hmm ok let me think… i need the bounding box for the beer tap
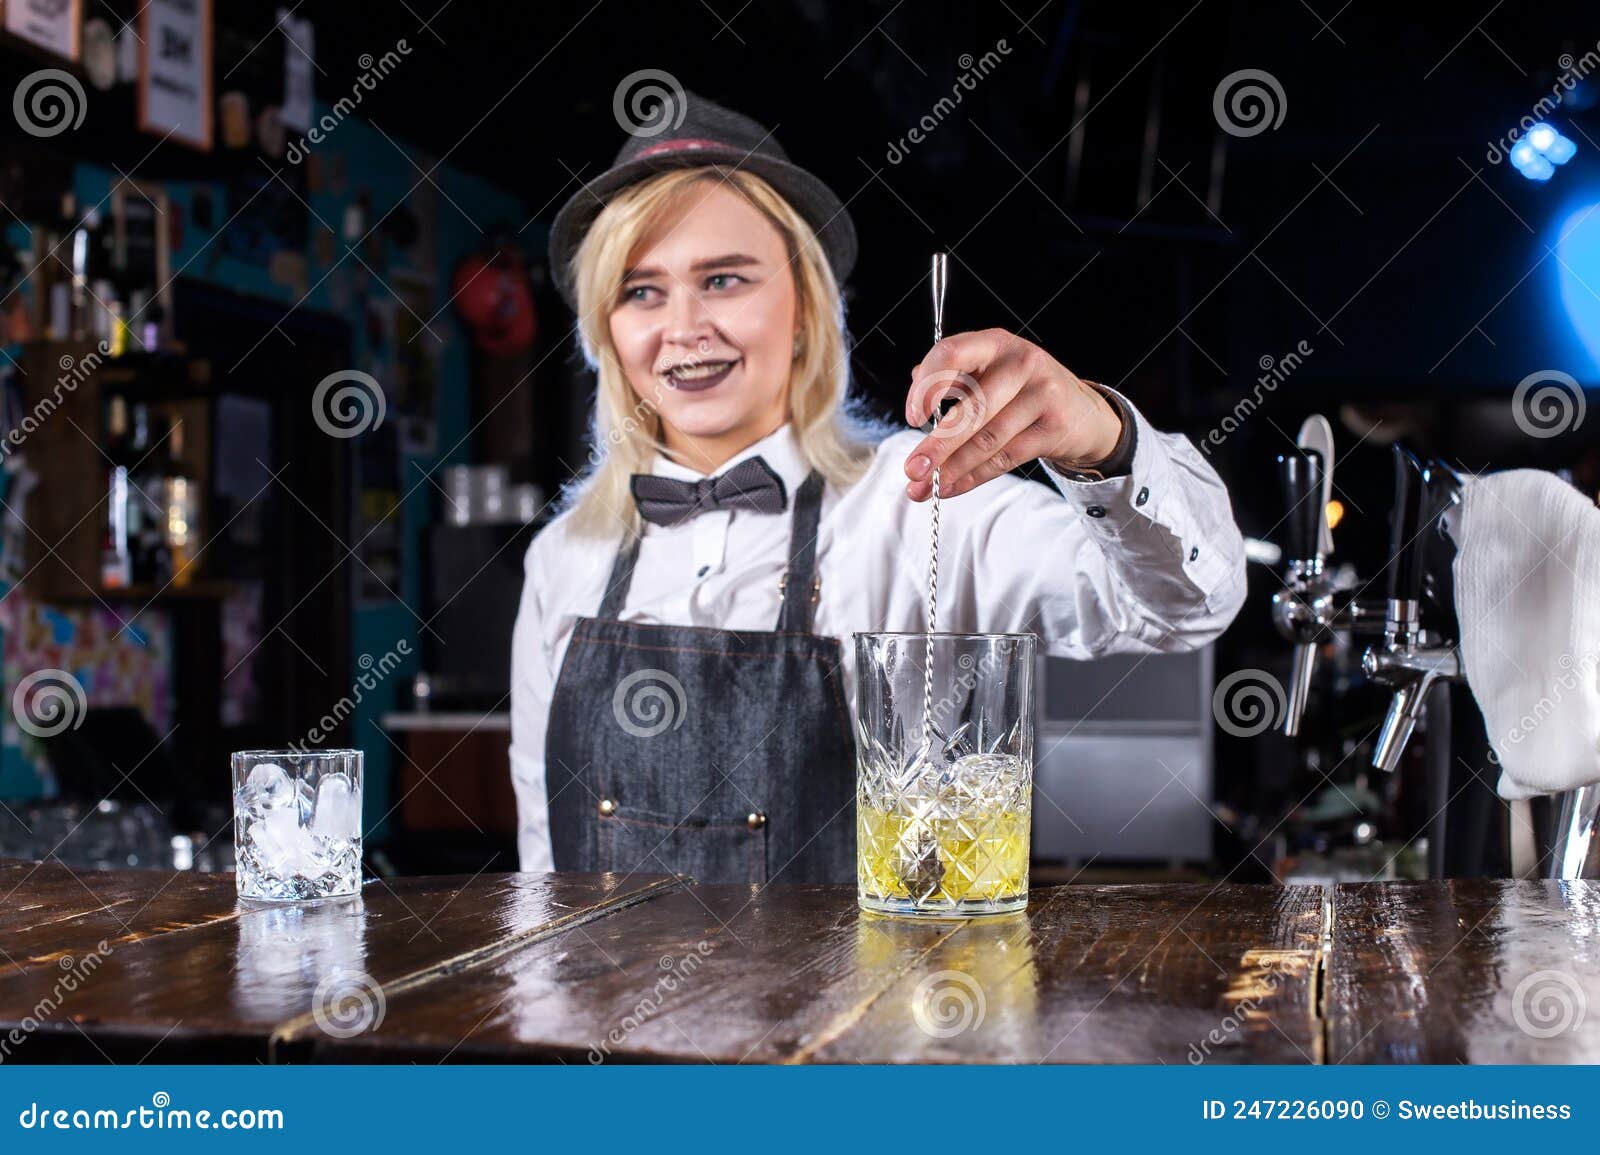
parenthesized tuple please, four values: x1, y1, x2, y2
(1270, 448, 1335, 738)
(1269, 431, 1386, 736)
(1361, 446, 1464, 772)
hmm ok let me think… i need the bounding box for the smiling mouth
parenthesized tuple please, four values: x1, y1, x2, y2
(661, 358, 740, 393)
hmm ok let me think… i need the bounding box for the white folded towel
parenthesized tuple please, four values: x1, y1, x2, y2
(1451, 469, 1600, 799)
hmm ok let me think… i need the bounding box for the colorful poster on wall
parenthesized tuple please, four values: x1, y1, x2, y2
(0, 599, 174, 758)
(4, 0, 82, 61)
(138, 0, 213, 150)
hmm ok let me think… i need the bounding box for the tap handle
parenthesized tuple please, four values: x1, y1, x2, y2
(1296, 414, 1337, 557)
(1277, 449, 1325, 566)
(1388, 445, 1428, 605)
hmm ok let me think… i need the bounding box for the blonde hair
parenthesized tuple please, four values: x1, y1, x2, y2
(559, 166, 885, 539)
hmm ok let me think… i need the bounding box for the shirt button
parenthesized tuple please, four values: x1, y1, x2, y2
(1135, 487, 1150, 507)
(747, 811, 767, 831)
(1085, 505, 1107, 519)
(697, 564, 709, 578)
(598, 799, 617, 817)
(1189, 546, 1200, 561)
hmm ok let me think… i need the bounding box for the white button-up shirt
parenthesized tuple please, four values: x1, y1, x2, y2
(509, 391, 1247, 871)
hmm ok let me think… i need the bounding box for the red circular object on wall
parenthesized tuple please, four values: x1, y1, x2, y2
(453, 251, 537, 356)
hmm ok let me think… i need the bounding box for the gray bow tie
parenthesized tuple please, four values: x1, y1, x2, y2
(631, 455, 788, 527)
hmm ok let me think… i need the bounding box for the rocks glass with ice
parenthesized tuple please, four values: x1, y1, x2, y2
(232, 749, 363, 901)
(854, 633, 1035, 917)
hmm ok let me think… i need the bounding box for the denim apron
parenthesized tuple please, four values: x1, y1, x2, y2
(545, 470, 857, 884)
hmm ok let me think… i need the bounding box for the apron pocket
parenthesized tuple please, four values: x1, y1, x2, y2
(598, 805, 767, 885)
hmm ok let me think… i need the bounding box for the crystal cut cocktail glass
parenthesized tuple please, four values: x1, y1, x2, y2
(232, 749, 363, 901)
(853, 633, 1035, 918)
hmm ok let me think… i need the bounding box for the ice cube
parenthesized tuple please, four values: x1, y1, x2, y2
(943, 753, 1025, 812)
(295, 777, 316, 825)
(311, 773, 360, 840)
(239, 762, 293, 818)
(250, 805, 319, 877)
(896, 827, 946, 900)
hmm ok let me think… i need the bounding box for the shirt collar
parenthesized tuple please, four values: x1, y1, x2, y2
(650, 422, 809, 496)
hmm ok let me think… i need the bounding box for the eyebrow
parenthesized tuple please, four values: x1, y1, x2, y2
(621, 253, 763, 284)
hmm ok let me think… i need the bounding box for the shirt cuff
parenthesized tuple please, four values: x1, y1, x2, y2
(1036, 387, 1177, 527)
(1037, 387, 1236, 602)
(1036, 391, 1235, 611)
(1045, 382, 1135, 479)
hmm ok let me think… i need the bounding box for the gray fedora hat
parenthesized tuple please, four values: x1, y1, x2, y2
(548, 86, 857, 311)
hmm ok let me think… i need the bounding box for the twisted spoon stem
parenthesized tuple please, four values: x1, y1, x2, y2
(922, 252, 949, 757)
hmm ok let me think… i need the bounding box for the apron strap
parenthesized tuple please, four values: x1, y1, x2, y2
(776, 470, 826, 633)
(595, 468, 827, 632)
(597, 531, 642, 618)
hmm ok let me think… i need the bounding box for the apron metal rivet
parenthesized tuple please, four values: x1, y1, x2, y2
(747, 811, 767, 831)
(777, 573, 821, 605)
(598, 799, 617, 817)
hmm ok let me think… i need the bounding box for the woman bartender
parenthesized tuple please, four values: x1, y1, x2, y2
(511, 91, 1247, 881)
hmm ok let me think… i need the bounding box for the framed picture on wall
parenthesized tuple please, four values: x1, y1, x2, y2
(138, 0, 213, 151)
(3, 0, 83, 61)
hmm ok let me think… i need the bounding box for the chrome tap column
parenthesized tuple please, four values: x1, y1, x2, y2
(1269, 448, 1331, 738)
(1268, 437, 1385, 736)
(1360, 447, 1464, 773)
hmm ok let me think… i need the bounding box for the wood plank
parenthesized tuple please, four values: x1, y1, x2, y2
(0, 860, 41, 899)
(0, 862, 242, 971)
(811, 882, 1325, 1064)
(0, 870, 683, 1063)
(1327, 879, 1600, 1063)
(299, 882, 1324, 1064)
(293, 883, 955, 1063)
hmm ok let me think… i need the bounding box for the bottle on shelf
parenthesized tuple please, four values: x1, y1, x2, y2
(164, 420, 198, 588)
(69, 204, 100, 343)
(127, 403, 172, 586)
(100, 395, 132, 590)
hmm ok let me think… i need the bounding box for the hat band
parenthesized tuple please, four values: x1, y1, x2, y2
(635, 137, 730, 159)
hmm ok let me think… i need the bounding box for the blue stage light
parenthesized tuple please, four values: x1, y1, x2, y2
(1557, 201, 1600, 371)
(1512, 123, 1578, 181)
(1545, 133, 1578, 165)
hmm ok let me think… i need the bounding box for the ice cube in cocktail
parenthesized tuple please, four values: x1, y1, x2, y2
(232, 750, 362, 901)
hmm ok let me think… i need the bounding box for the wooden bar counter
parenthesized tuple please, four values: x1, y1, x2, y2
(2, 859, 1596, 1064)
